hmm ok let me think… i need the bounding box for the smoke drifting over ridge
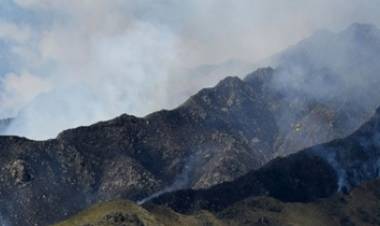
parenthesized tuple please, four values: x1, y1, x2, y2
(1, 1, 380, 139)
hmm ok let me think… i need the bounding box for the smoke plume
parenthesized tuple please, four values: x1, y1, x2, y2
(1, 0, 380, 139)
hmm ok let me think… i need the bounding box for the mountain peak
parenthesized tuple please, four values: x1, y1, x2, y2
(244, 67, 274, 84)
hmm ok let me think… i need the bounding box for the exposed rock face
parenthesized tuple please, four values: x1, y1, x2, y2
(150, 107, 380, 213)
(8, 159, 33, 185)
(1, 23, 380, 226)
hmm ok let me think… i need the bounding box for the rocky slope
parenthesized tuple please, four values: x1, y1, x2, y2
(1, 23, 380, 226)
(150, 106, 380, 213)
(53, 179, 380, 226)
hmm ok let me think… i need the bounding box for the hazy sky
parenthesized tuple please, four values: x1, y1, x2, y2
(1, 0, 380, 139)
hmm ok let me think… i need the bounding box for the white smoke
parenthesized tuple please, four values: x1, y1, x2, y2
(4, 21, 181, 139)
(1, 0, 380, 139)
(1, 1, 183, 139)
(137, 152, 202, 205)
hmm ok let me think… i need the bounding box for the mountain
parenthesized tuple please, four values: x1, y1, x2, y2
(53, 179, 380, 226)
(171, 58, 256, 104)
(1, 23, 380, 226)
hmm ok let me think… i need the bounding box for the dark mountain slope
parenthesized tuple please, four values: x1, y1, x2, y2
(53, 179, 380, 226)
(150, 107, 380, 213)
(217, 178, 380, 226)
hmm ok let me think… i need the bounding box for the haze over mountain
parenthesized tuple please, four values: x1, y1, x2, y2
(2, 0, 380, 139)
(0, 23, 379, 226)
(0, 2, 380, 226)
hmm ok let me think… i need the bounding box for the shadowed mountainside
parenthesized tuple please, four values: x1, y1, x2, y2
(53, 179, 380, 226)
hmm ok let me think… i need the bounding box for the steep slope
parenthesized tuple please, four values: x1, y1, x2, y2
(53, 179, 380, 226)
(150, 106, 380, 213)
